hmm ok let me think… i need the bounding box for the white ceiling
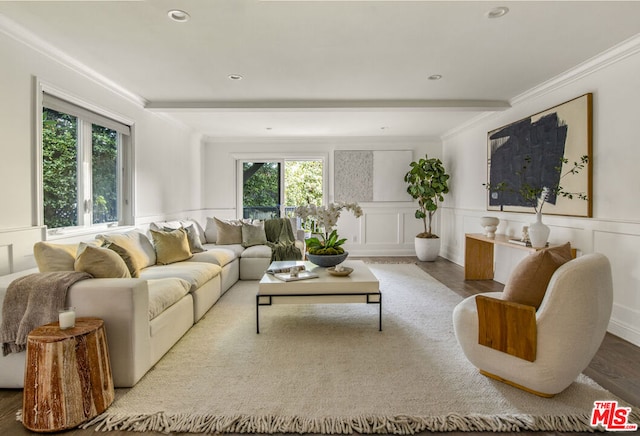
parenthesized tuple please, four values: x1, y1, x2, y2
(2, 0, 640, 138)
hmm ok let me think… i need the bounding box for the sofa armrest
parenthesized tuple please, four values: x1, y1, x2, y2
(67, 278, 151, 387)
(475, 295, 537, 362)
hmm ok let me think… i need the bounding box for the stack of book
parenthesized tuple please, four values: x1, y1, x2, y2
(267, 264, 319, 282)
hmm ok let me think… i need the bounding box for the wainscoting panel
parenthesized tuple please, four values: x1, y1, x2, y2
(594, 230, 640, 346)
(364, 213, 400, 244)
(0, 226, 46, 274)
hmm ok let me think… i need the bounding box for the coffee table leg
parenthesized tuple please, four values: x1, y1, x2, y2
(256, 295, 260, 334)
(379, 294, 382, 331)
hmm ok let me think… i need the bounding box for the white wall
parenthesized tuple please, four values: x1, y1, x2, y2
(441, 37, 640, 346)
(202, 136, 441, 256)
(0, 30, 201, 271)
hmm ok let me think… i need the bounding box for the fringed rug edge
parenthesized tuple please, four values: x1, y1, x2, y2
(75, 410, 640, 433)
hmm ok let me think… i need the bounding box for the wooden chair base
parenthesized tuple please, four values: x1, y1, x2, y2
(479, 369, 555, 398)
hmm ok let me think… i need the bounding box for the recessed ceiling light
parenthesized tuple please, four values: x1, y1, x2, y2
(428, 74, 443, 81)
(168, 9, 190, 22)
(228, 74, 243, 81)
(486, 6, 509, 19)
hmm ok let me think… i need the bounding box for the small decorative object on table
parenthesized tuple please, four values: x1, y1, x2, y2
(480, 216, 500, 238)
(295, 201, 362, 267)
(58, 306, 76, 329)
(327, 265, 353, 277)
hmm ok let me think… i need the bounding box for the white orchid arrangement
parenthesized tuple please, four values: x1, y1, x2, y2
(295, 202, 363, 255)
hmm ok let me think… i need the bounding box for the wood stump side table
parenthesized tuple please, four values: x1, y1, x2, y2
(22, 317, 114, 432)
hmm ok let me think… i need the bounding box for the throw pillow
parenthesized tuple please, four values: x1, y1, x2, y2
(502, 242, 573, 309)
(74, 244, 131, 278)
(97, 230, 157, 271)
(106, 241, 141, 278)
(33, 242, 79, 272)
(169, 224, 205, 253)
(150, 228, 193, 265)
(181, 219, 207, 245)
(242, 221, 268, 247)
(204, 217, 218, 243)
(214, 217, 243, 245)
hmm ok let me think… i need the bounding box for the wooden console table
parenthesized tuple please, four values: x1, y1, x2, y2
(464, 233, 575, 280)
(22, 317, 114, 432)
(465, 233, 540, 280)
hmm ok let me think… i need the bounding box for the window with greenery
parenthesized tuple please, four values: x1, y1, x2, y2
(240, 159, 323, 220)
(41, 92, 132, 231)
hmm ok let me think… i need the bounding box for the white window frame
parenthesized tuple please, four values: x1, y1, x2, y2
(35, 80, 135, 236)
(233, 152, 328, 220)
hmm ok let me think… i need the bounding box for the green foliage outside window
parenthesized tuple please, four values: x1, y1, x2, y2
(42, 109, 78, 228)
(284, 161, 323, 207)
(42, 108, 119, 229)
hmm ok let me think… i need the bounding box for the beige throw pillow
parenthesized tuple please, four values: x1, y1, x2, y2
(150, 228, 193, 265)
(33, 242, 79, 272)
(214, 217, 243, 245)
(502, 242, 573, 309)
(97, 230, 157, 275)
(242, 221, 267, 247)
(74, 245, 131, 278)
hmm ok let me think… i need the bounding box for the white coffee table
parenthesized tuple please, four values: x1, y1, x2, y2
(257, 260, 381, 333)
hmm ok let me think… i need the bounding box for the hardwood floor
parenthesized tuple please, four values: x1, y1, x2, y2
(0, 256, 638, 436)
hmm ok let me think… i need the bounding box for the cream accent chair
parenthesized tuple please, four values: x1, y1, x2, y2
(452, 253, 613, 397)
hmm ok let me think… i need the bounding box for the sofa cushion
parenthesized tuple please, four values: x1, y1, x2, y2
(149, 220, 182, 232)
(203, 243, 245, 258)
(74, 244, 132, 278)
(242, 221, 268, 247)
(33, 242, 78, 272)
(140, 262, 221, 292)
(150, 228, 193, 265)
(241, 244, 272, 259)
(147, 278, 191, 320)
(188, 247, 237, 267)
(97, 230, 157, 275)
(215, 218, 243, 245)
(502, 242, 573, 309)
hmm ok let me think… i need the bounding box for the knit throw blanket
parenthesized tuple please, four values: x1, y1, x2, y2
(264, 218, 302, 262)
(0, 271, 92, 355)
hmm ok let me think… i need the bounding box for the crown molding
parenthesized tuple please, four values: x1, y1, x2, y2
(511, 32, 640, 105)
(442, 32, 640, 140)
(0, 13, 147, 108)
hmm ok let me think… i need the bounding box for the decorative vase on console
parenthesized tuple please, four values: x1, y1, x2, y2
(479, 216, 500, 238)
(528, 211, 550, 249)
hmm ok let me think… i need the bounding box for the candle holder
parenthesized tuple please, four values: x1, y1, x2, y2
(58, 307, 76, 330)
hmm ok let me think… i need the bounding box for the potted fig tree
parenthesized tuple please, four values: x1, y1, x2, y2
(404, 155, 450, 261)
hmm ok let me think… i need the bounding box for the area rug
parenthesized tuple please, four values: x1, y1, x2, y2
(83, 264, 638, 434)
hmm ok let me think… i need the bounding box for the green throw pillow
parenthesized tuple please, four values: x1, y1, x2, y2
(242, 221, 267, 247)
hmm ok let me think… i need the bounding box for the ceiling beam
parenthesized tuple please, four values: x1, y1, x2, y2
(145, 100, 510, 112)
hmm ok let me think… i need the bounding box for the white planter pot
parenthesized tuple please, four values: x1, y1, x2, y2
(529, 212, 550, 249)
(414, 236, 440, 262)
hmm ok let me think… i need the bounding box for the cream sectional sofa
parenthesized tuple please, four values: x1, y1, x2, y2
(0, 218, 302, 389)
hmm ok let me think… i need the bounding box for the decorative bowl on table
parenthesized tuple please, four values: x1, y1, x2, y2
(327, 266, 353, 277)
(306, 252, 348, 268)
